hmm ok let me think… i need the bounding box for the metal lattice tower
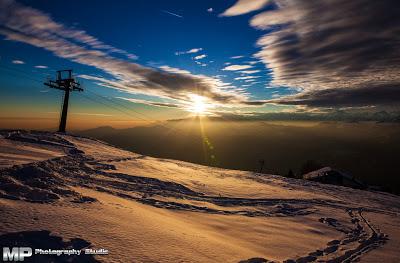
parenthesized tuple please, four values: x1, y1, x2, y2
(44, 70, 83, 133)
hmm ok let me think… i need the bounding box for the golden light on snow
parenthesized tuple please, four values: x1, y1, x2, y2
(2, 131, 400, 262)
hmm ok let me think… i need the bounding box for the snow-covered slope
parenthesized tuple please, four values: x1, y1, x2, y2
(0, 130, 399, 263)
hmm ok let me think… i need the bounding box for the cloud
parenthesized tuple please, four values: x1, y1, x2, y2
(270, 84, 400, 108)
(126, 54, 138, 60)
(234, 76, 261, 80)
(175, 48, 203, 55)
(34, 65, 47, 69)
(193, 54, 207, 60)
(239, 70, 260, 74)
(78, 66, 247, 107)
(231, 55, 244, 59)
(12, 59, 24, 64)
(158, 65, 191, 75)
(0, 0, 137, 60)
(194, 61, 207, 67)
(207, 8, 213, 13)
(117, 97, 180, 108)
(222, 65, 253, 71)
(201, 109, 400, 122)
(221, 0, 270, 17)
(249, 0, 400, 107)
(0, 0, 251, 110)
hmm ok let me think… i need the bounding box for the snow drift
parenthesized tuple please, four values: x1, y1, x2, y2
(0, 130, 399, 262)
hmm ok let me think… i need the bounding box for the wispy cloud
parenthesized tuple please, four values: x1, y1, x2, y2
(230, 55, 244, 59)
(240, 70, 260, 74)
(270, 84, 400, 108)
(194, 61, 207, 67)
(0, 0, 137, 61)
(207, 8, 213, 13)
(117, 97, 180, 109)
(222, 65, 253, 71)
(34, 65, 47, 69)
(234, 76, 261, 80)
(161, 10, 183, 18)
(175, 48, 203, 55)
(158, 65, 191, 75)
(12, 60, 24, 64)
(220, 0, 270, 17)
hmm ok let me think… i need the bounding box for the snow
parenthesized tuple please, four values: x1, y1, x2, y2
(0, 133, 66, 169)
(0, 130, 399, 262)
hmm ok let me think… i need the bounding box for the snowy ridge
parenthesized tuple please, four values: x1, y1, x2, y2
(0, 130, 399, 263)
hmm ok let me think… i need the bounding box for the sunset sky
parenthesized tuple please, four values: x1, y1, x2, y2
(0, 0, 399, 129)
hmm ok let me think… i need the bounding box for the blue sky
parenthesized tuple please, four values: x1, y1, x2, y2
(0, 0, 398, 128)
(0, 0, 295, 125)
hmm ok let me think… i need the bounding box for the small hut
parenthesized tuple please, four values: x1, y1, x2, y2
(303, 167, 365, 189)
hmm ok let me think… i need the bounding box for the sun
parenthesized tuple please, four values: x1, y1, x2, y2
(188, 94, 210, 115)
(192, 96, 206, 114)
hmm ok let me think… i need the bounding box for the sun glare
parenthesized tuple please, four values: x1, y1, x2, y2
(188, 94, 209, 115)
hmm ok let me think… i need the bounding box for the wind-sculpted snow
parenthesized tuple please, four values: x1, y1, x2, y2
(0, 130, 68, 169)
(0, 130, 399, 262)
